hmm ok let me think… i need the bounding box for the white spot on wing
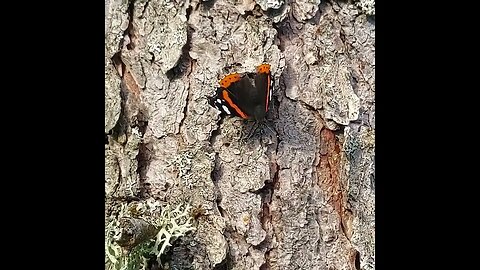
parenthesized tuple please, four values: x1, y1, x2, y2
(269, 83, 273, 101)
(222, 105, 231, 115)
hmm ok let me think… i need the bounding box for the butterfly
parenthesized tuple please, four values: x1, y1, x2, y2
(209, 63, 274, 138)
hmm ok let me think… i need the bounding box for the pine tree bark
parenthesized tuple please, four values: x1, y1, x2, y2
(105, 0, 375, 269)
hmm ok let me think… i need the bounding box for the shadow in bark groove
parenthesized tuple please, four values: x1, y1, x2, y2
(110, 82, 130, 146)
(265, 2, 288, 19)
(166, 24, 194, 81)
(200, 0, 217, 11)
(212, 248, 232, 270)
(137, 141, 153, 198)
(125, 0, 136, 50)
(162, 237, 196, 270)
(355, 250, 361, 270)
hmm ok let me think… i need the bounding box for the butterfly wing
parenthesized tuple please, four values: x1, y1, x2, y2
(254, 64, 272, 113)
(212, 74, 255, 119)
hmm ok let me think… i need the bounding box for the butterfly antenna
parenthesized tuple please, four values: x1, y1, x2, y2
(263, 121, 277, 137)
(242, 122, 260, 141)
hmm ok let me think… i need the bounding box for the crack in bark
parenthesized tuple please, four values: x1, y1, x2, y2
(111, 155, 123, 197)
(258, 159, 279, 270)
(166, 7, 194, 81)
(354, 249, 361, 270)
(178, 87, 191, 136)
(139, 0, 150, 19)
(211, 149, 226, 220)
(125, 0, 136, 50)
(137, 141, 153, 198)
(112, 52, 125, 76)
(110, 48, 142, 144)
(110, 82, 129, 146)
(209, 121, 222, 145)
(318, 127, 358, 262)
(212, 248, 232, 270)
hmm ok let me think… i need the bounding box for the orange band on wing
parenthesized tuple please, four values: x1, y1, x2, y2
(256, 64, 270, 74)
(219, 73, 241, 88)
(222, 90, 249, 119)
(266, 74, 271, 111)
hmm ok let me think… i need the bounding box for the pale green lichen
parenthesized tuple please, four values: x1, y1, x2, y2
(170, 150, 196, 189)
(152, 203, 194, 256)
(169, 147, 216, 190)
(105, 235, 151, 270)
(105, 200, 195, 270)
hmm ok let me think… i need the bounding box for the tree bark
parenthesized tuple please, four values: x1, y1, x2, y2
(105, 0, 375, 269)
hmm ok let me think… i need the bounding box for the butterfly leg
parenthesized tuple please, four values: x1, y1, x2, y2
(262, 121, 277, 137)
(241, 121, 260, 141)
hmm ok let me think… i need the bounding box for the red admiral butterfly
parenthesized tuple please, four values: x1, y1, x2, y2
(210, 64, 273, 122)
